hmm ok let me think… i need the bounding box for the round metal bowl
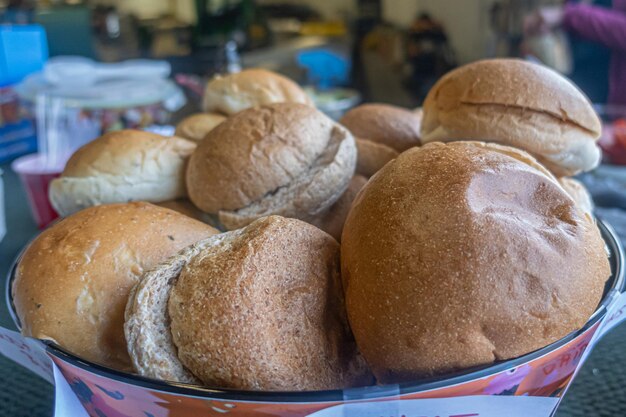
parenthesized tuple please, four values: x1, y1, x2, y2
(5, 220, 625, 416)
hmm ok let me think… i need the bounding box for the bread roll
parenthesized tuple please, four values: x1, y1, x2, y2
(340, 104, 421, 177)
(49, 130, 196, 217)
(421, 59, 602, 177)
(125, 216, 372, 390)
(12, 202, 218, 370)
(203, 69, 313, 115)
(155, 199, 211, 223)
(307, 175, 367, 241)
(187, 103, 357, 230)
(174, 113, 226, 142)
(354, 139, 399, 178)
(342, 141, 610, 383)
(559, 177, 594, 217)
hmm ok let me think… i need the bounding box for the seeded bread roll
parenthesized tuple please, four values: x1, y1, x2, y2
(12, 202, 218, 370)
(174, 113, 226, 142)
(49, 130, 196, 217)
(342, 141, 610, 383)
(125, 216, 372, 390)
(186, 103, 357, 230)
(203, 69, 313, 115)
(420, 59, 602, 177)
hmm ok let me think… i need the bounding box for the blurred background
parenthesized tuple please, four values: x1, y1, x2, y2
(0, 0, 625, 228)
(1, 0, 624, 162)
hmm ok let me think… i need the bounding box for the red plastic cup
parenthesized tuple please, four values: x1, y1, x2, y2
(11, 154, 62, 229)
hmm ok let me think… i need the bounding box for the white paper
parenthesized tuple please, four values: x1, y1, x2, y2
(307, 395, 559, 417)
(593, 291, 626, 342)
(0, 327, 53, 383)
(53, 363, 90, 417)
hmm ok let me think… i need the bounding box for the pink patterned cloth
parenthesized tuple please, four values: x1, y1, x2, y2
(563, 0, 626, 105)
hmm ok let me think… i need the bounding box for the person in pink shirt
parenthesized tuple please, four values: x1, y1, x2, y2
(525, 0, 626, 105)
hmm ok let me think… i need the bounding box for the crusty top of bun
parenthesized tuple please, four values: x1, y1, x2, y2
(202, 69, 313, 115)
(422, 59, 600, 137)
(174, 113, 227, 142)
(342, 141, 610, 382)
(155, 199, 211, 224)
(50, 130, 196, 217)
(187, 103, 354, 215)
(559, 177, 594, 217)
(354, 138, 399, 178)
(13, 202, 217, 370)
(126, 216, 372, 390)
(420, 59, 602, 176)
(340, 104, 422, 152)
(308, 175, 368, 241)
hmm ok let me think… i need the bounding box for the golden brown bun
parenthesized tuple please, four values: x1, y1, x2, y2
(307, 175, 367, 241)
(340, 103, 422, 152)
(126, 216, 372, 390)
(155, 199, 211, 223)
(13, 203, 218, 370)
(187, 103, 357, 230)
(421, 59, 602, 177)
(174, 113, 226, 142)
(355, 138, 399, 177)
(202, 69, 314, 115)
(559, 177, 594, 217)
(49, 130, 196, 217)
(342, 141, 610, 383)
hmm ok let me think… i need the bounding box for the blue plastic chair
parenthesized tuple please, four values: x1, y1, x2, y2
(296, 49, 350, 90)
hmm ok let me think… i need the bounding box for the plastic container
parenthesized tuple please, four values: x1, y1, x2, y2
(14, 58, 185, 151)
(11, 154, 61, 229)
(0, 25, 47, 163)
(5, 220, 626, 417)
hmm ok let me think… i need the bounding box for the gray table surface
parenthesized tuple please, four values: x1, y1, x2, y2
(1, 163, 626, 417)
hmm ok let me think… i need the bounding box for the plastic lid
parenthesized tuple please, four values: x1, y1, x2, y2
(15, 73, 185, 110)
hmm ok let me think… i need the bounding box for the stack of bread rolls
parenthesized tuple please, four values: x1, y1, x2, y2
(13, 61, 611, 392)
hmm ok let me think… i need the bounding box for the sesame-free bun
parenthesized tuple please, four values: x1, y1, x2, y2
(307, 175, 367, 241)
(354, 139, 399, 178)
(12, 202, 218, 370)
(187, 103, 357, 230)
(420, 59, 602, 177)
(174, 113, 226, 142)
(202, 69, 313, 115)
(340, 104, 421, 177)
(125, 216, 372, 390)
(49, 130, 196, 217)
(559, 177, 594, 216)
(155, 199, 212, 223)
(342, 141, 610, 383)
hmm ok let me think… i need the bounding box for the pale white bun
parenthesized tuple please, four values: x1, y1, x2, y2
(421, 59, 602, 177)
(202, 68, 314, 115)
(49, 130, 196, 217)
(174, 113, 227, 142)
